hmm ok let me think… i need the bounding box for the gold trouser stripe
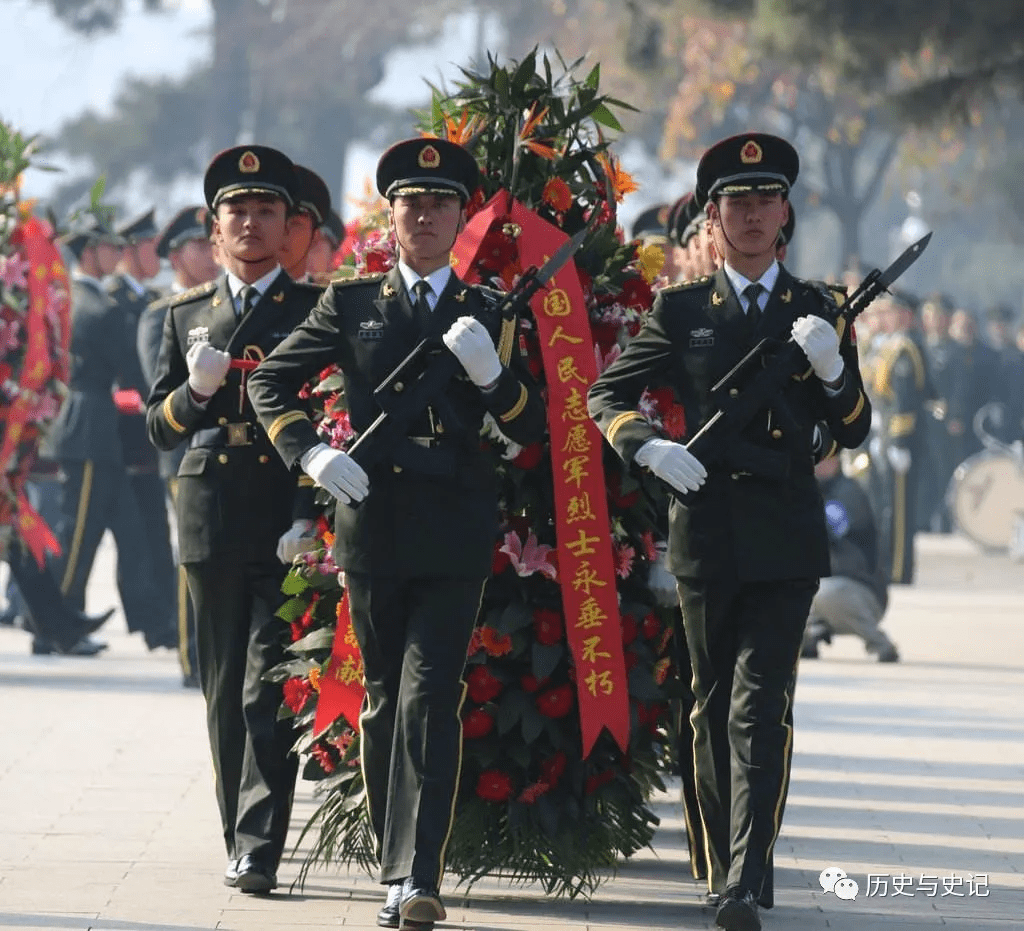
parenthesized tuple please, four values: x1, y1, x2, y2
(267, 409, 309, 444)
(841, 391, 865, 425)
(177, 566, 191, 676)
(162, 394, 186, 434)
(60, 460, 94, 595)
(498, 383, 528, 423)
(297, 475, 315, 488)
(889, 412, 916, 437)
(605, 410, 646, 447)
(680, 775, 702, 881)
(689, 692, 715, 890)
(497, 316, 516, 367)
(767, 671, 797, 866)
(434, 580, 486, 888)
(891, 470, 906, 581)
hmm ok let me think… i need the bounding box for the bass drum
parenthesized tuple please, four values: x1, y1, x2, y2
(947, 450, 1024, 551)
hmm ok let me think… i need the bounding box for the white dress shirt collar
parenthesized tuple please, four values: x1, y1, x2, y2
(226, 264, 282, 302)
(397, 260, 452, 310)
(723, 260, 780, 313)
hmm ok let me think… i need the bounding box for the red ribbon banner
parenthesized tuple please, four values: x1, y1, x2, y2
(313, 590, 365, 736)
(453, 192, 630, 757)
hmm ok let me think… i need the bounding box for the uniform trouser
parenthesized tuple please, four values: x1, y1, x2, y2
(185, 558, 298, 867)
(677, 577, 816, 904)
(6, 538, 84, 648)
(345, 572, 484, 888)
(881, 460, 918, 585)
(55, 458, 172, 640)
(808, 576, 892, 654)
(167, 477, 199, 681)
(668, 608, 707, 882)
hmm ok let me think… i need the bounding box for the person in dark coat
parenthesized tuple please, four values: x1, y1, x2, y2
(587, 133, 871, 931)
(46, 213, 178, 651)
(248, 137, 546, 931)
(146, 145, 321, 893)
(801, 454, 898, 661)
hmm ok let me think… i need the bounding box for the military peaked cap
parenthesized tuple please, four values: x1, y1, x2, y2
(204, 144, 296, 210)
(696, 133, 799, 207)
(629, 203, 671, 241)
(116, 207, 159, 243)
(375, 137, 480, 202)
(57, 211, 123, 259)
(293, 165, 332, 226)
(320, 208, 345, 246)
(156, 205, 209, 259)
(779, 203, 796, 246)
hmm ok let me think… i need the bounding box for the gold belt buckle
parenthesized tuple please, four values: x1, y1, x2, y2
(226, 422, 251, 446)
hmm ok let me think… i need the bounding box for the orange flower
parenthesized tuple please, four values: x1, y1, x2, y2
(479, 625, 513, 657)
(542, 177, 572, 212)
(519, 102, 557, 160)
(443, 109, 483, 146)
(308, 666, 322, 692)
(596, 151, 639, 203)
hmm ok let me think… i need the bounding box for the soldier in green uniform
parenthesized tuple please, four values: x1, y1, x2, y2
(280, 164, 332, 282)
(139, 205, 219, 687)
(305, 207, 344, 282)
(48, 213, 178, 652)
(248, 137, 545, 931)
(146, 145, 321, 893)
(588, 134, 871, 931)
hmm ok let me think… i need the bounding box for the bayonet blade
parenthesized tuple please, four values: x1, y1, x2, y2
(878, 232, 931, 290)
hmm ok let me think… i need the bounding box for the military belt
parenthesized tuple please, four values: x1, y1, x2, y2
(189, 422, 256, 448)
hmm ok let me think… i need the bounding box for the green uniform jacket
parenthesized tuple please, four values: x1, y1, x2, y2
(588, 266, 871, 582)
(247, 267, 546, 579)
(45, 277, 138, 464)
(145, 271, 320, 563)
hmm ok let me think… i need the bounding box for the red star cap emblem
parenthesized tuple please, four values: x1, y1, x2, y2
(239, 150, 260, 173)
(418, 144, 441, 169)
(740, 140, 763, 164)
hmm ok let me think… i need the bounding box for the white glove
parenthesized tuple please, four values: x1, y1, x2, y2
(276, 518, 317, 564)
(792, 315, 844, 384)
(635, 438, 707, 495)
(442, 316, 502, 387)
(300, 443, 370, 505)
(186, 341, 231, 397)
(887, 446, 911, 474)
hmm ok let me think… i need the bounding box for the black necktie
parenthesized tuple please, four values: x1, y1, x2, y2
(412, 279, 432, 330)
(743, 282, 764, 326)
(237, 285, 257, 318)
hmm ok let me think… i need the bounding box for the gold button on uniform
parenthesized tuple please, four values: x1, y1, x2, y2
(393, 464, 403, 473)
(259, 454, 269, 463)
(218, 453, 229, 464)
(394, 381, 404, 393)
(218, 417, 228, 425)
(436, 422, 444, 434)
(771, 429, 783, 439)
(729, 387, 739, 397)
(731, 472, 740, 480)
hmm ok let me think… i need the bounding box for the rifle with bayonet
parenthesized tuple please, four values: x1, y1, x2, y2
(683, 232, 932, 466)
(345, 218, 594, 475)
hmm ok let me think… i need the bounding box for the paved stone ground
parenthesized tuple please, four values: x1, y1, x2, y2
(1, 532, 1022, 930)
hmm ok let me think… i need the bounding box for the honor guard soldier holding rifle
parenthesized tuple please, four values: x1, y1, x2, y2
(588, 134, 871, 931)
(146, 145, 321, 893)
(248, 137, 545, 930)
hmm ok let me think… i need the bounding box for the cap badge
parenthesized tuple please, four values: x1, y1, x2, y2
(417, 144, 441, 169)
(740, 141, 763, 164)
(239, 150, 260, 173)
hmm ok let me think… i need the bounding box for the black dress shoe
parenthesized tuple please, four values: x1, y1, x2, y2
(400, 877, 445, 925)
(224, 858, 239, 887)
(234, 854, 276, 893)
(78, 607, 115, 636)
(182, 670, 201, 689)
(32, 635, 107, 657)
(377, 882, 402, 929)
(704, 891, 722, 908)
(715, 889, 760, 931)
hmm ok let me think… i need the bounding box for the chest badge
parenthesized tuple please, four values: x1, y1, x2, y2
(187, 325, 210, 346)
(689, 326, 715, 348)
(358, 319, 385, 341)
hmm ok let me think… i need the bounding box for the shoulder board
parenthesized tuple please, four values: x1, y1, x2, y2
(330, 272, 385, 289)
(146, 293, 173, 312)
(169, 281, 217, 306)
(661, 275, 713, 295)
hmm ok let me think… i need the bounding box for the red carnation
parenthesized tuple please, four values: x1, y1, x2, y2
(536, 684, 574, 719)
(310, 741, 336, 774)
(480, 227, 517, 269)
(590, 320, 620, 353)
(620, 613, 638, 645)
(364, 250, 391, 273)
(512, 443, 544, 470)
(532, 608, 564, 646)
(520, 673, 548, 693)
(642, 612, 662, 640)
(540, 751, 568, 787)
(466, 665, 504, 703)
(462, 708, 495, 739)
(282, 676, 313, 713)
(517, 780, 551, 804)
(620, 274, 653, 310)
(479, 626, 513, 657)
(476, 768, 514, 803)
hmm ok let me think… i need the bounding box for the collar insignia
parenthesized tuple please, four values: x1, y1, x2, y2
(272, 291, 284, 302)
(211, 294, 222, 307)
(780, 289, 792, 304)
(711, 291, 724, 306)
(455, 289, 467, 303)
(381, 283, 396, 297)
